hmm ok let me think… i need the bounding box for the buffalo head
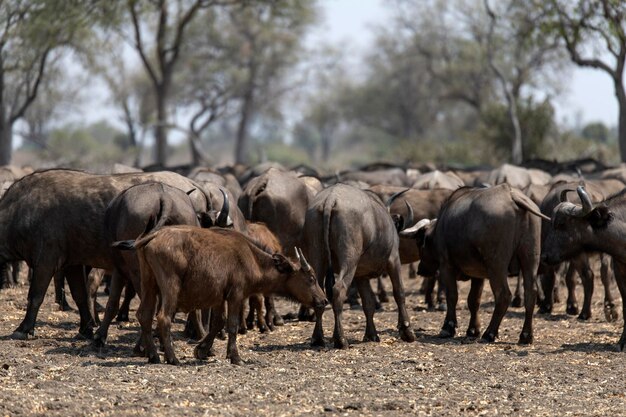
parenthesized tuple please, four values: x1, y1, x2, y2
(541, 186, 612, 265)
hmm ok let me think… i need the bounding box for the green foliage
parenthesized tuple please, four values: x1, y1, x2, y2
(40, 121, 130, 169)
(258, 142, 311, 167)
(581, 122, 609, 143)
(477, 97, 556, 161)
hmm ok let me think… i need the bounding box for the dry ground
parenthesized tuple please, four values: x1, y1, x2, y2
(0, 269, 625, 416)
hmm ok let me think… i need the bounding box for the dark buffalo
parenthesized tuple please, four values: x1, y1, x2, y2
(0, 169, 213, 340)
(541, 186, 626, 349)
(538, 181, 618, 321)
(302, 183, 416, 348)
(94, 181, 227, 347)
(402, 184, 547, 344)
(115, 226, 327, 365)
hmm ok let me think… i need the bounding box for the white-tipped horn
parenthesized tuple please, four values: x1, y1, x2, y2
(400, 218, 432, 235)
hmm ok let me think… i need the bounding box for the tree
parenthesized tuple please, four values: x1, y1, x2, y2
(0, 1, 104, 165)
(581, 121, 610, 142)
(124, 0, 229, 166)
(542, 0, 626, 161)
(223, 1, 318, 164)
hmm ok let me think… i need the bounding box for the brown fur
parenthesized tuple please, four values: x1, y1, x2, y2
(134, 226, 326, 365)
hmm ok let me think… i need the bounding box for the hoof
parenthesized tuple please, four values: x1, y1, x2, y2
(566, 304, 579, 316)
(92, 334, 106, 348)
(436, 303, 447, 312)
(10, 330, 30, 340)
(133, 343, 145, 357)
(217, 330, 226, 340)
(349, 303, 362, 311)
(229, 357, 243, 366)
(438, 328, 454, 338)
(166, 357, 181, 366)
(238, 327, 247, 335)
(538, 304, 552, 315)
(311, 337, 326, 348)
(115, 314, 130, 322)
(194, 346, 215, 360)
(147, 354, 160, 364)
(400, 328, 416, 343)
(259, 325, 269, 334)
(58, 301, 72, 312)
(511, 296, 522, 308)
(273, 315, 284, 326)
(334, 338, 349, 350)
(518, 332, 533, 345)
(378, 293, 389, 303)
(466, 327, 480, 338)
(77, 327, 94, 340)
(363, 333, 380, 343)
(577, 311, 591, 321)
(481, 332, 497, 343)
(605, 306, 619, 323)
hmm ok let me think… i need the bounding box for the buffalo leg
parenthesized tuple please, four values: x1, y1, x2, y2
(252, 294, 268, 332)
(225, 301, 243, 365)
(518, 258, 536, 345)
(482, 270, 511, 342)
(195, 304, 224, 360)
(54, 270, 71, 311)
(511, 275, 523, 308)
(612, 260, 626, 350)
(346, 282, 360, 309)
(156, 291, 180, 366)
(136, 276, 159, 364)
(93, 270, 126, 347)
(264, 296, 282, 330)
(423, 275, 436, 310)
(408, 262, 417, 279)
(117, 280, 136, 322)
(377, 275, 389, 303)
(65, 265, 95, 339)
(539, 266, 556, 314)
(574, 257, 594, 320)
(387, 257, 415, 343)
(439, 266, 459, 338)
(87, 269, 106, 325)
(183, 310, 207, 341)
(12, 266, 56, 339)
(600, 254, 618, 322)
(331, 266, 356, 349)
(356, 279, 379, 342)
(564, 262, 579, 316)
(466, 278, 484, 338)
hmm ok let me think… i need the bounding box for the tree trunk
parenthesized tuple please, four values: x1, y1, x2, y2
(0, 116, 12, 166)
(154, 86, 168, 166)
(235, 87, 254, 165)
(507, 96, 523, 165)
(616, 81, 626, 163)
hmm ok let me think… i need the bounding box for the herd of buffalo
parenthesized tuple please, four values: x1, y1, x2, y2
(1, 157, 626, 365)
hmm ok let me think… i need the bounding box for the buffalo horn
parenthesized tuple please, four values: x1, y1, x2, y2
(294, 246, 301, 263)
(402, 201, 414, 231)
(297, 247, 311, 272)
(400, 218, 431, 236)
(577, 186, 594, 215)
(559, 189, 575, 203)
(216, 188, 230, 227)
(386, 188, 410, 209)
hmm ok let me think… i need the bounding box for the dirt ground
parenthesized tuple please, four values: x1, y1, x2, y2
(0, 269, 625, 417)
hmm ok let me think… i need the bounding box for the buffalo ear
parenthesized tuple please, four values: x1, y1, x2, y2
(587, 205, 612, 229)
(416, 226, 428, 248)
(272, 254, 295, 273)
(391, 213, 403, 231)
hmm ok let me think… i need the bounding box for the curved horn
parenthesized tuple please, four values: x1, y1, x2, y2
(297, 247, 311, 272)
(577, 186, 594, 215)
(216, 188, 230, 227)
(401, 201, 414, 231)
(386, 188, 410, 209)
(559, 188, 575, 203)
(400, 218, 431, 236)
(294, 246, 301, 263)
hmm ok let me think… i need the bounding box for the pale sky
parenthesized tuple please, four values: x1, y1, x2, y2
(314, 0, 618, 128)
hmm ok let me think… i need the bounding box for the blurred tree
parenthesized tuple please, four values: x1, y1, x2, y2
(581, 121, 609, 143)
(541, 0, 626, 161)
(223, 0, 318, 164)
(123, 0, 229, 166)
(0, 1, 108, 165)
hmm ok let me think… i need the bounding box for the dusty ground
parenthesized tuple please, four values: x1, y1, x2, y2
(0, 270, 625, 417)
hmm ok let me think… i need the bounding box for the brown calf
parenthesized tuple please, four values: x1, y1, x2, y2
(116, 226, 327, 365)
